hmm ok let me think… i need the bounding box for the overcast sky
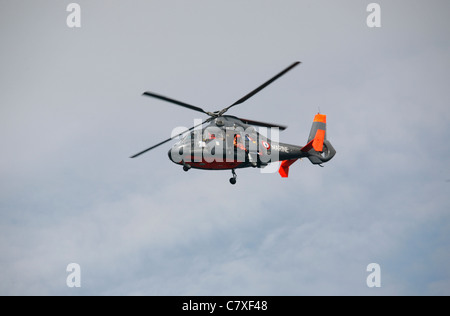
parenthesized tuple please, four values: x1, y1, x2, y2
(1, 0, 449, 295)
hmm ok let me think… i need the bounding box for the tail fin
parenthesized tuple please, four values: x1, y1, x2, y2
(308, 113, 327, 152)
(304, 113, 336, 165)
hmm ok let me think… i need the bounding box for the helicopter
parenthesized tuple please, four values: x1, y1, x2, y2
(130, 61, 336, 184)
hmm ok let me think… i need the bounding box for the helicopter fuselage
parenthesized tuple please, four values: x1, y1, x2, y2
(167, 116, 318, 171)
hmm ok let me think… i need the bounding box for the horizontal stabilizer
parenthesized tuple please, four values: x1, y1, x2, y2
(279, 159, 298, 178)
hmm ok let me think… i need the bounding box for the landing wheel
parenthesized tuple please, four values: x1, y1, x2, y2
(183, 164, 191, 172)
(229, 169, 237, 185)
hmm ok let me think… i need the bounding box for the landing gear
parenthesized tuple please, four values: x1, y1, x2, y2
(182, 160, 191, 172)
(229, 169, 237, 185)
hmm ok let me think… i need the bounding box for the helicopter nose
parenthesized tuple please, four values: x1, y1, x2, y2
(168, 149, 173, 161)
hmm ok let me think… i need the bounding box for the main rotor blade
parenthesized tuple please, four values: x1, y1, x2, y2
(130, 118, 211, 158)
(224, 61, 301, 112)
(142, 91, 209, 115)
(238, 117, 287, 131)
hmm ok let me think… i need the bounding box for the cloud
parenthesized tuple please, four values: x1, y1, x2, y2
(1, 0, 450, 296)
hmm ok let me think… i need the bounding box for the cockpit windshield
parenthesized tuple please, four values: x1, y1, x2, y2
(176, 128, 226, 147)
